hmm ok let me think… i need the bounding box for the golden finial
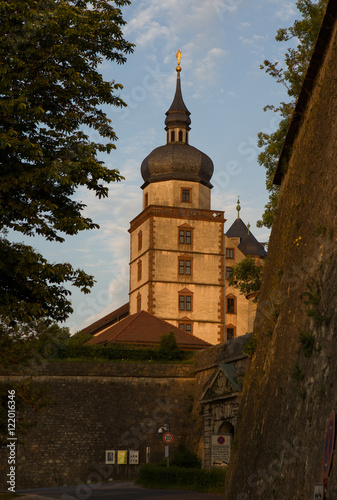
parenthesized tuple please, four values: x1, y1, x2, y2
(176, 49, 182, 72)
(247, 223, 251, 234)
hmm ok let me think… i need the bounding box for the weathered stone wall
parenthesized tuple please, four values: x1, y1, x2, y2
(189, 337, 250, 467)
(224, 7, 337, 499)
(0, 361, 195, 490)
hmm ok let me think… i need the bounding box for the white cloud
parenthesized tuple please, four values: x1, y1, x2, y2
(133, 22, 171, 48)
(238, 21, 251, 29)
(194, 47, 229, 83)
(275, 2, 297, 21)
(238, 33, 266, 53)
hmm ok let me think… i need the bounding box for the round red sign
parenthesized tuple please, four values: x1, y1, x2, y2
(163, 432, 174, 444)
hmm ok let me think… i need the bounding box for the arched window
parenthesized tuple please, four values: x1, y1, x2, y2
(171, 130, 175, 142)
(137, 293, 141, 312)
(178, 130, 183, 142)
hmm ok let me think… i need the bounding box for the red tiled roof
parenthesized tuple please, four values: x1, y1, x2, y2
(85, 310, 210, 350)
(80, 302, 129, 336)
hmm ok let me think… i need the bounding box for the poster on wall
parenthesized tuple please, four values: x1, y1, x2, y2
(129, 450, 139, 464)
(211, 434, 231, 467)
(105, 450, 115, 464)
(117, 450, 128, 464)
(313, 484, 323, 499)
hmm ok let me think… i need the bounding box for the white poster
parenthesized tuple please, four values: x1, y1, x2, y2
(105, 450, 115, 464)
(129, 450, 139, 464)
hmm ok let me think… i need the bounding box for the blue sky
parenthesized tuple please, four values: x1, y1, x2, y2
(23, 0, 300, 332)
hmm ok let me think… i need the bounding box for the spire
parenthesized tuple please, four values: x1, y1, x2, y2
(165, 50, 191, 144)
(236, 197, 241, 218)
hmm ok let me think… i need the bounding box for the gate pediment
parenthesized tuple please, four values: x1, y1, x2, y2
(200, 363, 241, 403)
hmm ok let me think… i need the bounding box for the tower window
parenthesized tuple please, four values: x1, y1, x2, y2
(179, 322, 192, 334)
(226, 327, 235, 340)
(138, 231, 142, 251)
(179, 229, 192, 245)
(178, 130, 183, 142)
(226, 296, 236, 314)
(137, 293, 141, 312)
(226, 248, 234, 259)
(171, 130, 175, 142)
(179, 258, 192, 276)
(226, 267, 233, 279)
(144, 193, 149, 207)
(137, 260, 142, 281)
(179, 293, 192, 311)
(181, 188, 191, 203)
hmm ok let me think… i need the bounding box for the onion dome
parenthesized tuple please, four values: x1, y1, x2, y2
(141, 53, 214, 188)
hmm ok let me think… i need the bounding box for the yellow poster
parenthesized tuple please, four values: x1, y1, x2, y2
(117, 450, 128, 464)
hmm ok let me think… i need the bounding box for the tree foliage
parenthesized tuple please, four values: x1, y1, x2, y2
(228, 257, 263, 299)
(158, 332, 183, 360)
(170, 442, 202, 469)
(0, 318, 70, 370)
(0, 0, 134, 324)
(257, 0, 328, 228)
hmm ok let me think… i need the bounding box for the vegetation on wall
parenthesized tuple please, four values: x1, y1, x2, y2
(257, 0, 328, 228)
(26, 330, 194, 363)
(51, 343, 194, 363)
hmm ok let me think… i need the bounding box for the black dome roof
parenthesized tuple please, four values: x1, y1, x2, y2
(141, 143, 214, 188)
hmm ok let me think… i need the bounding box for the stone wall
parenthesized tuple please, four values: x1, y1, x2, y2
(190, 336, 250, 468)
(0, 338, 250, 491)
(224, 4, 337, 498)
(0, 361, 195, 490)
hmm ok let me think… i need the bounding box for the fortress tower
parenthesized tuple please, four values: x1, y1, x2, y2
(128, 56, 226, 345)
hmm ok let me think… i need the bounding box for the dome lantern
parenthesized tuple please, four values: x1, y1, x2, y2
(140, 52, 214, 189)
(164, 50, 191, 145)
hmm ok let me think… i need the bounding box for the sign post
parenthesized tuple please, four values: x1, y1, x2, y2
(162, 432, 174, 467)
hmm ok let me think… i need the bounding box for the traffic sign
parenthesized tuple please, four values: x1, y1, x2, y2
(212, 434, 231, 466)
(163, 432, 174, 444)
(322, 411, 335, 480)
